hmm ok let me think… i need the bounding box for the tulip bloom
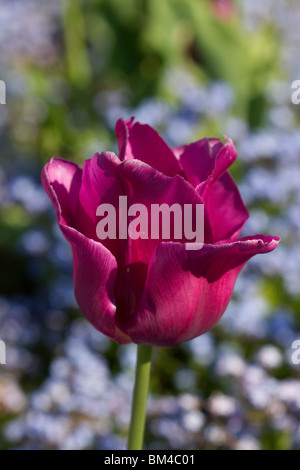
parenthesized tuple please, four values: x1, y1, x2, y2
(42, 119, 280, 347)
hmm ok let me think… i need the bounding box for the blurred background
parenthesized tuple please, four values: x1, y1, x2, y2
(0, 0, 300, 450)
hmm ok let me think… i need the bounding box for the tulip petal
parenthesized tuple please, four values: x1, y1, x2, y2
(119, 236, 280, 346)
(173, 138, 223, 187)
(79, 152, 123, 257)
(203, 172, 249, 242)
(79, 152, 121, 221)
(174, 138, 244, 242)
(174, 137, 237, 191)
(197, 137, 237, 197)
(41, 157, 82, 228)
(42, 158, 131, 344)
(116, 159, 213, 319)
(115, 117, 135, 161)
(116, 118, 183, 177)
(61, 225, 131, 344)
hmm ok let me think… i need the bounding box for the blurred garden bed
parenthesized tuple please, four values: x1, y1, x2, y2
(0, 0, 300, 450)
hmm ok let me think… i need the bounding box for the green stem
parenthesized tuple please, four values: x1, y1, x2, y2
(128, 344, 153, 450)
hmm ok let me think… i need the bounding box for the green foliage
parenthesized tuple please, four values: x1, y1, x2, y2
(6, 0, 279, 165)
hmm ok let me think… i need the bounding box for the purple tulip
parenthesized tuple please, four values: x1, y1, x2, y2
(42, 119, 280, 346)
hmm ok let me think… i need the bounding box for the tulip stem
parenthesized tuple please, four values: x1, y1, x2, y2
(128, 344, 153, 450)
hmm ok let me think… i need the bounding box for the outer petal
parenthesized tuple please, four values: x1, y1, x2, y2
(174, 136, 237, 191)
(42, 153, 124, 256)
(42, 159, 131, 344)
(41, 157, 83, 228)
(118, 235, 280, 346)
(197, 137, 237, 198)
(79, 152, 123, 257)
(116, 118, 183, 177)
(79, 152, 122, 223)
(174, 137, 245, 242)
(61, 225, 131, 344)
(203, 172, 249, 242)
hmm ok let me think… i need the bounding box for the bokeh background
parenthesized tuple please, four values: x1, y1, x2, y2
(0, 0, 300, 450)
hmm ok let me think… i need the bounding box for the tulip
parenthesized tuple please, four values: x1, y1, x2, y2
(42, 118, 280, 347)
(42, 118, 280, 449)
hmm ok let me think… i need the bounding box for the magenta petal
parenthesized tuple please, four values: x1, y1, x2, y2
(120, 236, 280, 346)
(204, 172, 249, 242)
(173, 138, 223, 187)
(115, 159, 213, 321)
(116, 118, 183, 177)
(116, 117, 135, 161)
(179, 137, 243, 242)
(41, 157, 82, 227)
(42, 159, 130, 344)
(119, 158, 214, 265)
(79, 152, 122, 223)
(42, 157, 102, 242)
(61, 225, 131, 344)
(198, 137, 237, 197)
(79, 152, 123, 256)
